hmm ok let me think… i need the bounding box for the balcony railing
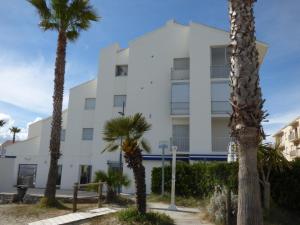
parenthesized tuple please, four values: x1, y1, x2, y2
(172, 136, 189, 152)
(171, 68, 189, 80)
(211, 101, 232, 114)
(211, 65, 230, 79)
(212, 137, 230, 152)
(171, 102, 189, 115)
(288, 132, 299, 142)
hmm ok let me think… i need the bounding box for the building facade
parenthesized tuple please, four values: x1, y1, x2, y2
(273, 117, 300, 161)
(5, 20, 267, 193)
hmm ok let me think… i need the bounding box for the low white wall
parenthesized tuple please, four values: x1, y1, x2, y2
(0, 157, 16, 192)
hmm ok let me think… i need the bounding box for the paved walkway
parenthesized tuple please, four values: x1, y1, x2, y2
(148, 202, 213, 225)
(28, 207, 117, 225)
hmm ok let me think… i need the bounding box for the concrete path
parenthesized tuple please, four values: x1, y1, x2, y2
(148, 202, 213, 225)
(28, 207, 117, 225)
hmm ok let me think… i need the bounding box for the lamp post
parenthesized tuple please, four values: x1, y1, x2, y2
(117, 101, 125, 193)
(168, 145, 178, 211)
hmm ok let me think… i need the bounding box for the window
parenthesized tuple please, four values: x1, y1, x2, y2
(17, 164, 37, 187)
(116, 65, 128, 76)
(79, 165, 92, 184)
(172, 125, 189, 152)
(56, 165, 62, 186)
(114, 95, 126, 107)
(173, 58, 189, 70)
(84, 98, 96, 110)
(60, 129, 66, 142)
(211, 47, 230, 78)
(82, 128, 94, 140)
(171, 83, 189, 115)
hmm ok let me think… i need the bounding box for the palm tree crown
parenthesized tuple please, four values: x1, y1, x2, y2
(0, 120, 6, 127)
(10, 127, 21, 134)
(28, 0, 99, 41)
(103, 113, 151, 155)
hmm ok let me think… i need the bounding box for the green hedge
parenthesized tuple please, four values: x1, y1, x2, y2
(151, 162, 238, 198)
(271, 158, 300, 211)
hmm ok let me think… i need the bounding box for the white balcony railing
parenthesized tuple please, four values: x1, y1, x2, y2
(212, 137, 231, 152)
(211, 101, 232, 114)
(211, 65, 230, 79)
(171, 68, 189, 80)
(171, 102, 189, 115)
(172, 136, 189, 152)
(288, 132, 299, 142)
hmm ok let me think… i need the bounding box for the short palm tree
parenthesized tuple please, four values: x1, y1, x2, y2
(0, 120, 6, 128)
(10, 127, 21, 143)
(258, 143, 288, 211)
(28, 0, 99, 206)
(92, 169, 130, 202)
(228, 0, 266, 224)
(103, 113, 151, 214)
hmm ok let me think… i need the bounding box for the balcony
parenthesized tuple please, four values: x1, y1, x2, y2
(171, 102, 189, 115)
(212, 137, 230, 152)
(211, 101, 232, 115)
(211, 65, 230, 79)
(288, 132, 300, 143)
(172, 136, 189, 152)
(171, 68, 189, 80)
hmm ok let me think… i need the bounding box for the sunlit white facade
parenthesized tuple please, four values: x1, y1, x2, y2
(5, 20, 267, 193)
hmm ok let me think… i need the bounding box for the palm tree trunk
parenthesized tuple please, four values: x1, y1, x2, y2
(12, 133, 16, 143)
(263, 181, 270, 211)
(229, 0, 265, 224)
(132, 162, 146, 214)
(44, 30, 67, 205)
(238, 128, 263, 225)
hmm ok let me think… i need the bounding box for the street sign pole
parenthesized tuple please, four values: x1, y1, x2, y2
(168, 145, 177, 211)
(161, 145, 165, 196)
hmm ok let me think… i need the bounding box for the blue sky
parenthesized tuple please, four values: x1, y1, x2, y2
(0, 0, 299, 142)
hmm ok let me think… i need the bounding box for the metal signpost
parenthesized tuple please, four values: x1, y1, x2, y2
(168, 145, 178, 211)
(159, 141, 168, 196)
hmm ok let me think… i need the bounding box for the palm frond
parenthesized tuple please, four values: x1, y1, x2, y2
(140, 138, 151, 153)
(102, 142, 119, 153)
(28, 0, 51, 19)
(0, 120, 6, 127)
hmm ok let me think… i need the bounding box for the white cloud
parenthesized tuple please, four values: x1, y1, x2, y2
(0, 113, 42, 143)
(0, 51, 69, 114)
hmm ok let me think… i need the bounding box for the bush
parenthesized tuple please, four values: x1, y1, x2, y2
(207, 186, 237, 225)
(118, 208, 174, 225)
(151, 162, 238, 198)
(270, 158, 300, 211)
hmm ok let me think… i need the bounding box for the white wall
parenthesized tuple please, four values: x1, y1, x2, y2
(0, 158, 16, 192)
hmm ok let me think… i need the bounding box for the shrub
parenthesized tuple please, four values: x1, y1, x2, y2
(151, 162, 238, 198)
(207, 186, 237, 225)
(270, 158, 300, 211)
(118, 208, 174, 225)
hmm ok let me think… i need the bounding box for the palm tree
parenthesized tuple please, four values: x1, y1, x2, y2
(28, 0, 99, 206)
(92, 169, 130, 202)
(258, 143, 288, 211)
(0, 120, 6, 128)
(103, 113, 151, 214)
(228, 0, 267, 224)
(10, 127, 21, 143)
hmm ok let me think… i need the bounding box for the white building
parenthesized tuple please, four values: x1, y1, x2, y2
(5, 20, 267, 194)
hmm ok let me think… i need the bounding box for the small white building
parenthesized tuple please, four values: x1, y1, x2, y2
(5, 20, 267, 194)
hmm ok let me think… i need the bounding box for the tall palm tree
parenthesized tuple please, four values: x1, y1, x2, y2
(228, 0, 266, 224)
(10, 127, 21, 143)
(0, 120, 6, 128)
(103, 113, 151, 214)
(28, 0, 99, 206)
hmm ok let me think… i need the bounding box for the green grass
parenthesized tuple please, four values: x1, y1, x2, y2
(118, 208, 174, 225)
(264, 205, 300, 225)
(147, 193, 208, 208)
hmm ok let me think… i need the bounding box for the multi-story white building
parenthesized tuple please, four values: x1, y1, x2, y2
(5, 20, 267, 193)
(273, 116, 300, 161)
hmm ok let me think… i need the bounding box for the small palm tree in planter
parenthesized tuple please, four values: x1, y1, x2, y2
(92, 169, 130, 202)
(103, 113, 151, 214)
(10, 126, 21, 143)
